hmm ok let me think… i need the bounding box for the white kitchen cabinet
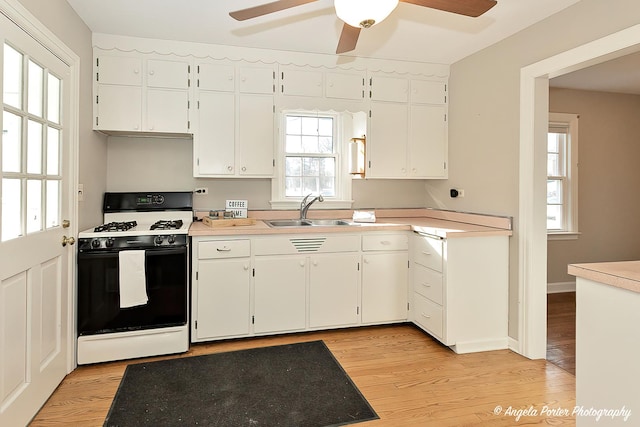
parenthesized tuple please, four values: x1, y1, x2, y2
(308, 253, 360, 328)
(361, 234, 409, 324)
(325, 71, 365, 100)
(192, 239, 251, 342)
(367, 101, 409, 178)
(280, 66, 323, 97)
(409, 104, 447, 178)
(194, 61, 275, 178)
(369, 75, 409, 102)
(94, 53, 191, 133)
(410, 232, 509, 353)
(253, 256, 306, 334)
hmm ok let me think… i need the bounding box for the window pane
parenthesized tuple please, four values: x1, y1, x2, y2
(285, 177, 301, 197)
(27, 120, 43, 174)
(47, 126, 60, 175)
(2, 111, 22, 173)
(285, 157, 302, 176)
(301, 136, 318, 153)
(47, 74, 61, 124)
(303, 157, 319, 176)
(46, 180, 60, 228)
(547, 179, 562, 204)
(28, 60, 44, 117)
(320, 176, 335, 196)
(26, 179, 42, 233)
(547, 133, 559, 153)
(286, 116, 301, 134)
(547, 204, 562, 230)
(285, 135, 302, 153)
(2, 178, 22, 241)
(301, 117, 318, 136)
(303, 177, 318, 194)
(3, 44, 23, 109)
(318, 117, 333, 136)
(321, 158, 335, 177)
(318, 136, 333, 154)
(547, 153, 559, 176)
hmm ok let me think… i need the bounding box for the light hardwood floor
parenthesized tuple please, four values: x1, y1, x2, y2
(31, 324, 575, 426)
(547, 292, 576, 375)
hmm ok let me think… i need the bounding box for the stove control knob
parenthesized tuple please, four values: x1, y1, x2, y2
(154, 236, 165, 245)
(91, 239, 101, 249)
(167, 235, 176, 244)
(105, 238, 114, 248)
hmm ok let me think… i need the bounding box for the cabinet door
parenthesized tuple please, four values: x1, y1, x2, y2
(239, 65, 275, 94)
(195, 259, 251, 340)
(146, 89, 189, 133)
(370, 75, 408, 102)
(196, 91, 235, 175)
(198, 62, 235, 92)
(237, 94, 274, 176)
(253, 256, 306, 334)
(309, 253, 360, 328)
(326, 72, 365, 100)
(96, 85, 142, 131)
(408, 104, 447, 178)
(97, 56, 142, 86)
(410, 80, 446, 104)
(147, 59, 189, 89)
(362, 252, 408, 324)
(368, 102, 408, 177)
(281, 68, 323, 97)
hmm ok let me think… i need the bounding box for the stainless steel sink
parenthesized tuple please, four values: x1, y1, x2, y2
(265, 219, 357, 228)
(265, 219, 312, 227)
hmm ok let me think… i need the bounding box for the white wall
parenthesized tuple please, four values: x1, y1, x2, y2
(105, 136, 429, 211)
(443, 0, 640, 338)
(17, 0, 107, 230)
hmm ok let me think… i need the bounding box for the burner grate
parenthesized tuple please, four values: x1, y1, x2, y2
(150, 220, 184, 231)
(94, 221, 137, 233)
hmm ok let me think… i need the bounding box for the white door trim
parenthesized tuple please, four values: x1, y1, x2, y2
(518, 24, 640, 358)
(0, 0, 80, 369)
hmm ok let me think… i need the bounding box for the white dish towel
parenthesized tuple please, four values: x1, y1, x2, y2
(118, 250, 148, 308)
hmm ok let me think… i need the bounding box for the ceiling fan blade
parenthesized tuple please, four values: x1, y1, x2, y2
(336, 24, 361, 54)
(229, 0, 319, 21)
(400, 0, 497, 18)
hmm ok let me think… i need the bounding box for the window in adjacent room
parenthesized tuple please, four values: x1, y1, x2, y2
(271, 110, 364, 209)
(547, 112, 579, 239)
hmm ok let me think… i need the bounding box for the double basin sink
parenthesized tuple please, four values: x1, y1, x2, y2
(265, 219, 357, 228)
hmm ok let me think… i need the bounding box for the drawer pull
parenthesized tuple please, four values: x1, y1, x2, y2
(216, 247, 231, 252)
(380, 240, 391, 245)
(422, 251, 432, 256)
(421, 313, 431, 319)
(421, 283, 431, 287)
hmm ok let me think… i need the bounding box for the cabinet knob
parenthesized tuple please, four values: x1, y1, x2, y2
(134, 125, 139, 130)
(241, 166, 247, 171)
(227, 165, 233, 171)
(241, 77, 246, 82)
(149, 70, 155, 76)
(299, 261, 305, 267)
(328, 82, 334, 87)
(133, 68, 139, 74)
(244, 264, 249, 270)
(363, 258, 369, 264)
(313, 260, 318, 266)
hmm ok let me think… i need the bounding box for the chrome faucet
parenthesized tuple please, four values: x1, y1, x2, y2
(300, 193, 324, 219)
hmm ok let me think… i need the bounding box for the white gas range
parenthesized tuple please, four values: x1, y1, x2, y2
(76, 192, 193, 364)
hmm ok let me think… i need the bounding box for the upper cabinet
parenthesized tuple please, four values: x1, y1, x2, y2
(194, 60, 276, 178)
(94, 52, 191, 134)
(367, 73, 448, 179)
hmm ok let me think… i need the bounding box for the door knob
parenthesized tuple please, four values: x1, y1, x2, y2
(62, 236, 75, 247)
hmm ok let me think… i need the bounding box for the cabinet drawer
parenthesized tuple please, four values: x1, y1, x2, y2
(413, 264, 443, 304)
(413, 292, 443, 338)
(411, 234, 443, 272)
(199, 239, 250, 259)
(362, 234, 408, 251)
(253, 235, 360, 255)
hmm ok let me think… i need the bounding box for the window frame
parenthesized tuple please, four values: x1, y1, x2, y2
(270, 110, 353, 210)
(547, 112, 579, 240)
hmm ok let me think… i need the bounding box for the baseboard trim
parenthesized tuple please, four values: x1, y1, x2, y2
(547, 281, 575, 293)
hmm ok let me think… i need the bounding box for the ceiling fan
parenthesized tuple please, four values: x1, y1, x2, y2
(229, 0, 498, 54)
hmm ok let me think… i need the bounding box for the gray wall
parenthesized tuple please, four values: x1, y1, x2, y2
(17, 0, 107, 231)
(440, 0, 640, 338)
(547, 88, 640, 284)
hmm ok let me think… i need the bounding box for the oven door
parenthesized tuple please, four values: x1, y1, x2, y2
(77, 246, 188, 336)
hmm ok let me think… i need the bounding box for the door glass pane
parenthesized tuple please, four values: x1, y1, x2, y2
(1, 178, 22, 241)
(28, 60, 44, 117)
(27, 179, 42, 233)
(2, 111, 22, 173)
(46, 126, 60, 175)
(46, 180, 60, 228)
(3, 44, 23, 109)
(27, 120, 43, 174)
(47, 74, 61, 124)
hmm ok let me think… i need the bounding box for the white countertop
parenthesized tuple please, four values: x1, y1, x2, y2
(568, 260, 640, 294)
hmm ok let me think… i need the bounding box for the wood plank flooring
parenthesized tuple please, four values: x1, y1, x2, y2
(31, 324, 575, 426)
(547, 292, 576, 375)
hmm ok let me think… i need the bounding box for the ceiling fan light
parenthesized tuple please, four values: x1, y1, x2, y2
(334, 0, 399, 29)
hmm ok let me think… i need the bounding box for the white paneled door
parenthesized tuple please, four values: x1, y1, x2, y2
(0, 3, 76, 425)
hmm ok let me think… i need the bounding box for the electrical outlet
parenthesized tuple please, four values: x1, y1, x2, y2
(458, 189, 465, 197)
(194, 187, 209, 195)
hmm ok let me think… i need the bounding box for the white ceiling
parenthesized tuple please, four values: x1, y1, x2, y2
(66, 0, 582, 65)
